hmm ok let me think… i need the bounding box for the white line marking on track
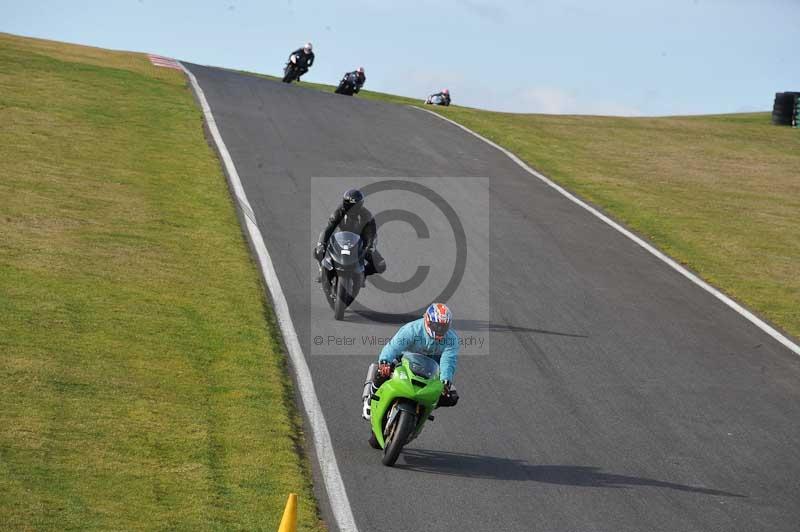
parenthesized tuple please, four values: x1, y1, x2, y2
(181, 63, 359, 532)
(413, 106, 800, 358)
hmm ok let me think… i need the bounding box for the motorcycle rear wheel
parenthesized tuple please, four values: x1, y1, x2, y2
(368, 432, 381, 450)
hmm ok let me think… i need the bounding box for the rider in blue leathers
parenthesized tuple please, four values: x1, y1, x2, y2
(361, 303, 459, 420)
(378, 318, 459, 380)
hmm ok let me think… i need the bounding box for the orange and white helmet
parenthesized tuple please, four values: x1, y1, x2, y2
(424, 303, 452, 340)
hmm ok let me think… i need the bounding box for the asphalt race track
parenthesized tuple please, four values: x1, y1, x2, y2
(184, 63, 800, 532)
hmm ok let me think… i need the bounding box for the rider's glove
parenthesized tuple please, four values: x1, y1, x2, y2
(377, 362, 393, 378)
(314, 243, 325, 261)
(439, 380, 459, 407)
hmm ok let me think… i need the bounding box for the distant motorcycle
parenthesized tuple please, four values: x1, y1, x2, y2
(320, 231, 366, 320)
(282, 55, 309, 83)
(424, 94, 450, 106)
(335, 72, 360, 96)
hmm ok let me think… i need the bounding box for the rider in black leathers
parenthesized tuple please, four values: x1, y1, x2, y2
(348, 67, 367, 93)
(314, 189, 385, 284)
(288, 42, 315, 80)
(335, 67, 366, 95)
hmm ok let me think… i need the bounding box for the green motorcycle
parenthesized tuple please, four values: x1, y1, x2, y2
(368, 352, 444, 466)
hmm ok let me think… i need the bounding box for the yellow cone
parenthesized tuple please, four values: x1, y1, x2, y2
(278, 493, 298, 532)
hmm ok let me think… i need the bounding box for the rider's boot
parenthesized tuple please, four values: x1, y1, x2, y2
(362, 384, 377, 420)
(361, 393, 372, 420)
(361, 363, 378, 420)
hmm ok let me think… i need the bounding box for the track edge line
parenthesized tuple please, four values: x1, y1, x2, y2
(182, 62, 359, 532)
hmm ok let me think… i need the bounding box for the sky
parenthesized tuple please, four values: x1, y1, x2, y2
(1, 0, 798, 116)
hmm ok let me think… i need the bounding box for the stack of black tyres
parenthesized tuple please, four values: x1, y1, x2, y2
(795, 96, 800, 128)
(772, 92, 799, 125)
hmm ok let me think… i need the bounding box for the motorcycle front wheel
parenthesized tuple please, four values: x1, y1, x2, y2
(334, 278, 346, 320)
(382, 409, 416, 466)
(322, 273, 336, 310)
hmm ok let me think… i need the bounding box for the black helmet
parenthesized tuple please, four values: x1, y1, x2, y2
(342, 188, 364, 211)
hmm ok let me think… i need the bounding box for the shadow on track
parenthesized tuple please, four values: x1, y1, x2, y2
(396, 449, 744, 497)
(456, 318, 588, 338)
(350, 310, 587, 338)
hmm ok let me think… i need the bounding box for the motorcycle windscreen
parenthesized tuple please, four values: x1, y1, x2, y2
(328, 231, 363, 267)
(401, 352, 440, 380)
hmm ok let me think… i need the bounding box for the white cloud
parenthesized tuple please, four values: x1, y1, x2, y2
(515, 87, 576, 114)
(379, 67, 642, 117)
(456, 0, 507, 23)
(505, 87, 642, 116)
(380, 67, 468, 100)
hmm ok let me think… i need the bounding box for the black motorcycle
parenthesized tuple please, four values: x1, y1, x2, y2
(321, 231, 366, 320)
(335, 72, 360, 96)
(282, 57, 308, 83)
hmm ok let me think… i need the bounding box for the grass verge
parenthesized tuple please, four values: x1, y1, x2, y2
(284, 73, 800, 341)
(0, 32, 323, 531)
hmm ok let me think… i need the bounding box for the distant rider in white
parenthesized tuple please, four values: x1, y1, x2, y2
(425, 88, 451, 106)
